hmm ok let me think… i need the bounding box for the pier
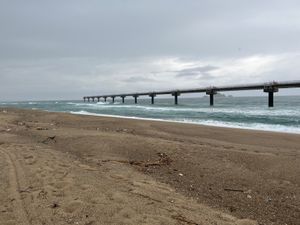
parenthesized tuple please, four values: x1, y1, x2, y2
(83, 80, 300, 107)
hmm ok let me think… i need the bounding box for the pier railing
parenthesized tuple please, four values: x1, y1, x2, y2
(83, 80, 300, 107)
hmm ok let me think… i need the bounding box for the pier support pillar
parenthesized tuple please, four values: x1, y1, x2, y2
(172, 92, 180, 105)
(104, 97, 107, 102)
(149, 94, 156, 104)
(264, 85, 278, 107)
(269, 92, 274, 107)
(92, 97, 95, 102)
(83, 97, 86, 102)
(111, 97, 115, 104)
(133, 95, 139, 104)
(97, 97, 100, 102)
(206, 89, 217, 106)
(87, 98, 90, 102)
(210, 94, 214, 106)
(121, 96, 125, 104)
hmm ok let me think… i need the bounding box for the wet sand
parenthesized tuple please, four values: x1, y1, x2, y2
(0, 108, 299, 225)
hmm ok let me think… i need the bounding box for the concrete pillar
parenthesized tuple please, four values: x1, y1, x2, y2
(87, 98, 90, 102)
(206, 89, 217, 106)
(83, 97, 86, 102)
(97, 97, 100, 102)
(112, 97, 115, 103)
(149, 94, 156, 104)
(210, 94, 214, 106)
(104, 97, 107, 102)
(172, 92, 180, 105)
(264, 85, 278, 107)
(268, 92, 274, 107)
(121, 96, 125, 104)
(92, 97, 95, 102)
(133, 95, 138, 104)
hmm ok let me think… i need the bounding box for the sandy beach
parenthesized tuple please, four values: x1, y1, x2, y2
(0, 108, 299, 225)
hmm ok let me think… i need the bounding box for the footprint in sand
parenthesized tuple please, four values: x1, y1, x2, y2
(235, 219, 258, 225)
(58, 163, 70, 168)
(53, 181, 71, 190)
(80, 184, 92, 191)
(78, 164, 98, 171)
(63, 200, 84, 214)
(23, 155, 36, 165)
(35, 189, 48, 200)
(43, 184, 65, 198)
(114, 207, 136, 220)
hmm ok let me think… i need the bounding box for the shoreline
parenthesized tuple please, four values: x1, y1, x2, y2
(2, 95, 300, 135)
(70, 110, 300, 135)
(4, 106, 300, 135)
(3, 107, 300, 147)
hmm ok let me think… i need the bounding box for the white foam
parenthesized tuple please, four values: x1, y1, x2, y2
(28, 102, 37, 105)
(0, 102, 19, 105)
(68, 102, 300, 117)
(70, 110, 300, 134)
(178, 118, 300, 134)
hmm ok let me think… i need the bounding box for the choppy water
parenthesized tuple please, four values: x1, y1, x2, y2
(1, 96, 300, 134)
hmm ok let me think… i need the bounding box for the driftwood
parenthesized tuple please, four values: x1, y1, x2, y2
(101, 152, 172, 168)
(42, 136, 56, 144)
(171, 214, 201, 225)
(224, 188, 244, 193)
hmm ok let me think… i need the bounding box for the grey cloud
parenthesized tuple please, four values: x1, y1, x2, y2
(1, 0, 300, 60)
(0, 0, 300, 100)
(123, 76, 156, 83)
(175, 66, 218, 78)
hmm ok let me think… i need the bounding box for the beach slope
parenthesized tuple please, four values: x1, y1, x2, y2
(0, 108, 299, 225)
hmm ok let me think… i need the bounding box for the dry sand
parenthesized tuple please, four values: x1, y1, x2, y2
(0, 108, 299, 225)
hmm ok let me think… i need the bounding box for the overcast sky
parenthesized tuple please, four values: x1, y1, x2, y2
(1, 0, 300, 101)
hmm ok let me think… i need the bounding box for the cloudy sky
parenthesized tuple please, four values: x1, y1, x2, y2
(1, 0, 300, 101)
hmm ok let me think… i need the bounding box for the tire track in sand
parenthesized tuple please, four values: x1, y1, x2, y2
(0, 147, 30, 225)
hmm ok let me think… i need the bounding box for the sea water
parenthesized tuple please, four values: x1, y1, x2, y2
(1, 96, 300, 134)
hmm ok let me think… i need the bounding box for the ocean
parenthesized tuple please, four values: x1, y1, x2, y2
(1, 96, 300, 134)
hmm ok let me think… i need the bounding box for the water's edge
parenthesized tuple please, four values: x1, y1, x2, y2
(69, 110, 300, 134)
(1, 96, 300, 134)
